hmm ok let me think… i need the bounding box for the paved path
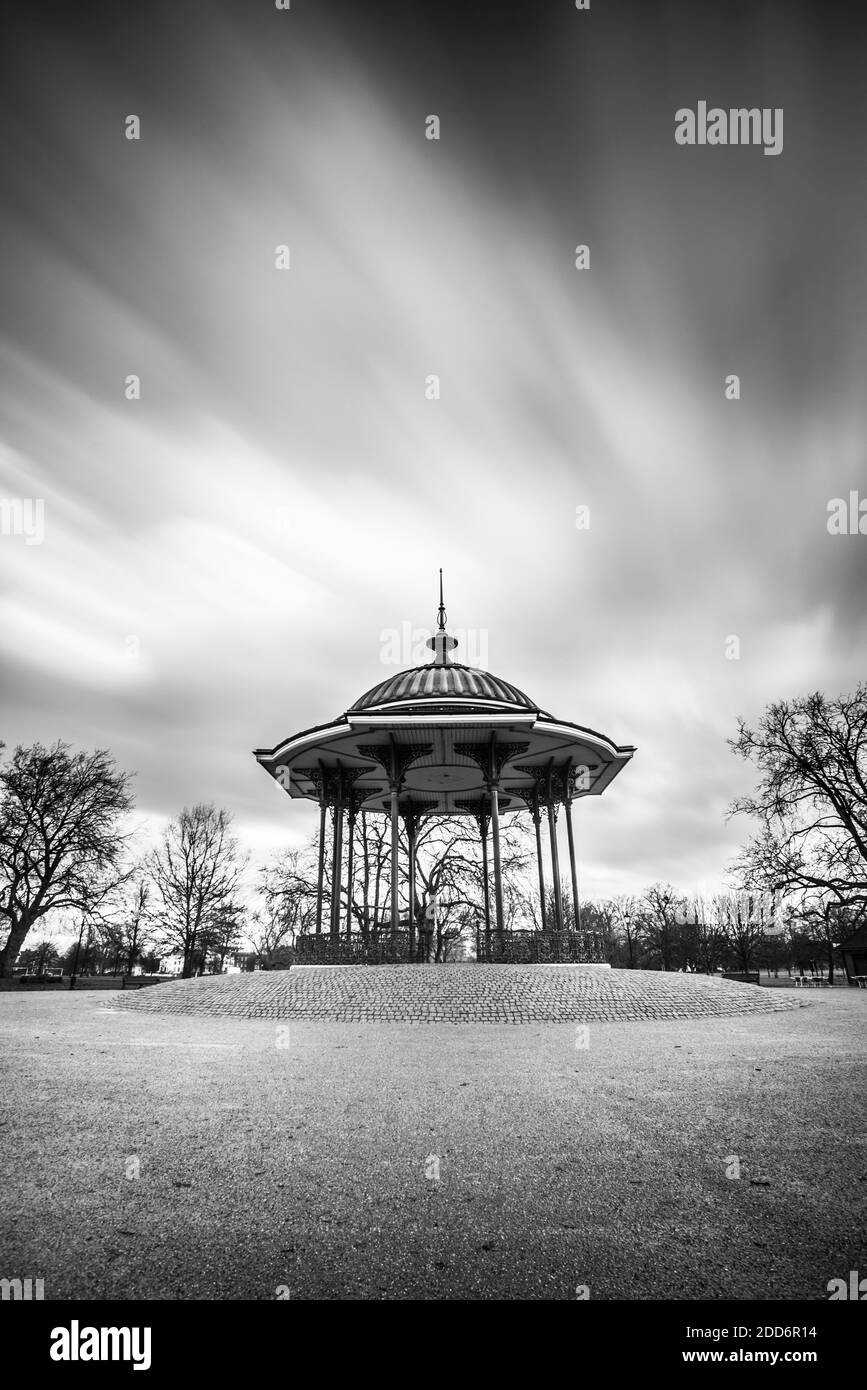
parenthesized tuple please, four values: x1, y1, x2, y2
(1, 989, 864, 1300)
(116, 964, 803, 1022)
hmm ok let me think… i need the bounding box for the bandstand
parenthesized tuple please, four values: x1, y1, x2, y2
(253, 578, 635, 962)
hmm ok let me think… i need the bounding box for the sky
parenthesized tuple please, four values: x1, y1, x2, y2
(1, 0, 865, 902)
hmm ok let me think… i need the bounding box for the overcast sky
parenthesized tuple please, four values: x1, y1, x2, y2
(1, 0, 865, 901)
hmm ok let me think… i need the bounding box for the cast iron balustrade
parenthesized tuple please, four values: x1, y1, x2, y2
(293, 928, 606, 966)
(477, 930, 606, 964)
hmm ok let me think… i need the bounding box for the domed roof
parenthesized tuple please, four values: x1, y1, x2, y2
(254, 575, 636, 815)
(348, 662, 539, 714)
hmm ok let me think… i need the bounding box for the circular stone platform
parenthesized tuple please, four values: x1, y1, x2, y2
(115, 965, 805, 1023)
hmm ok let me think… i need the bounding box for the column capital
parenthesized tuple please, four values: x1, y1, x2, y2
(510, 784, 544, 825)
(355, 741, 433, 792)
(400, 805, 424, 837)
(298, 765, 372, 807)
(514, 761, 574, 805)
(455, 739, 529, 788)
(454, 798, 491, 835)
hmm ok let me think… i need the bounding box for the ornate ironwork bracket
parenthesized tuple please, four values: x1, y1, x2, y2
(565, 761, 600, 801)
(346, 785, 373, 821)
(354, 743, 433, 791)
(454, 741, 529, 787)
(292, 765, 326, 800)
(514, 762, 571, 807)
(295, 765, 378, 808)
(507, 783, 544, 824)
(453, 798, 492, 835)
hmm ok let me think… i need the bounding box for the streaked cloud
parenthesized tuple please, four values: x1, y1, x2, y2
(1, 1, 864, 899)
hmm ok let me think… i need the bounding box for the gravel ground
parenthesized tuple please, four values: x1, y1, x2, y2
(0, 989, 865, 1301)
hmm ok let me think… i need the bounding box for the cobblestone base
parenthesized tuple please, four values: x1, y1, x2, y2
(115, 965, 805, 1023)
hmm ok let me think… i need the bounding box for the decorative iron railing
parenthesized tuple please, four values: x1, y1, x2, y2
(477, 930, 607, 964)
(293, 928, 607, 966)
(294, 932, 415, 965)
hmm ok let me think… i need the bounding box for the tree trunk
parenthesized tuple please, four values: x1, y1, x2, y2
(127, 921, 140, 977)
(0, 918, 32, 976)
(183, 919, 198, 979)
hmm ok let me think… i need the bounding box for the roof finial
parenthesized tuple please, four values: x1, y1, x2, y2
(436, 567, 447, 632)
(426, 568, 459, 665)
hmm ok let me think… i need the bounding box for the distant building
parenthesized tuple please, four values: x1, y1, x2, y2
(840, 925, 867, 985)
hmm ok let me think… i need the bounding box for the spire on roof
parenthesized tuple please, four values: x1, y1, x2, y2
(426, 568, 459, 666)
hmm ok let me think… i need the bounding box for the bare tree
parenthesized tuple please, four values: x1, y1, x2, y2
(331, 810, 529, 953)
(639, 882, 684, 971)
(605, 889, 639, 967)
(713, 890, 770, 973)
(0, 741, 134, 976)
(123, 878, 153, 975)
(250, 848, 317, 966)
(678, 893, 729, 974)
(147, 805, 245, 978)
(788, 892, 867, 985)
(354, 811, 390, 938)
(202, 902, 246, 974)
(95, 874, 155, 975)
(610, 894, 642, 968)
(411, 813, 530, 959)
(729, 687, 867, 916)
(578, 898, 616, 961)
